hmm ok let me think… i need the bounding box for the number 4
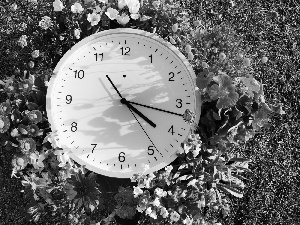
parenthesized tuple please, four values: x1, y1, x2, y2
(168, 125, 175, 135)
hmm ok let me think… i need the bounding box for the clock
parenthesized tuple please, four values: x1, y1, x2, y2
(46, 28, 201, 178)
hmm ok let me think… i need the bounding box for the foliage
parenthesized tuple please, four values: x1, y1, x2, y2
(1, 0, 298, 225)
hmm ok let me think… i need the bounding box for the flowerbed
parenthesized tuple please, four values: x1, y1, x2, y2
(0, 0, 288, 225)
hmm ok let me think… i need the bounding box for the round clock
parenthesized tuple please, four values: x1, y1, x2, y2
(46, 28, 201, 178)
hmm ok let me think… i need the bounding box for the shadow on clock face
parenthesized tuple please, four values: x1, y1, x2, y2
(53, 41, 195, 176)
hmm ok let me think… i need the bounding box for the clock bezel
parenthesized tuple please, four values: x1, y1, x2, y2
(46, 28, 201, 178)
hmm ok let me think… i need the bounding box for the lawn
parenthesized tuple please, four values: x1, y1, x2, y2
(0, 0, 300, 224)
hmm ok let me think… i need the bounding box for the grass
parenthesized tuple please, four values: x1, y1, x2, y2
(1, 0, 300, 224)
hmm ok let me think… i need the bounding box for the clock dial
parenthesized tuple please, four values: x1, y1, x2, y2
(46, 28, 199, 178)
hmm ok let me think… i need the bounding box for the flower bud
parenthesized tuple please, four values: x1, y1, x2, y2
(185, 44, 191, 53)
(193, 20, 201, 27)
(169, 36, 176, 45)
(219, 52, 226, 61)
(172, 23, 178, 32)
(261, 56, 268, 63)
(188, 52, 194, 60)
(202, 61, 209, 68)
(243, 57, 251, 66)
(28, 61, 34, 68)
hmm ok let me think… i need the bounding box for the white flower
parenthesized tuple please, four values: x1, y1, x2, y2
(118, 0, 128, 9)
(160, 207, 169, 218)
(133, 186, 143, 197)
(140, 15, 151, 21)
(165, 165, 173, 173)
(39, 16, 53, 30)
(99, 0, 108, 3)
(87, 13, 101, 26)
(152, 1, 160, 9)
(17, 35, 28, 48)
(145, 207, 152, 215)
(43, 131, 61, 149)
(183, 215, 193, 225)
(11, 128, 19, 137)
(127, 0, 140, 14)
(31, 50, 39, 58)
(261, 56, 268, 63)
(116, 13, 130, 25)
(151, 197, 160, 207)
(188, 52, 194, 60)
(187, 179, 197, 187)
(130, 13, 140, 20)
(149, 211, 157, 219)
(30, 151, 45, 170)
(154, 187, 165, 197)
(172, 23, 178, 32)
(170, 211, 180, 222)
(105, 7, 119, 20)
(71, 2, 84, 13)
(219, 52, 226, 61)
(10, 3, 18, 11)
(74, 28, 81, 39)
(53, 0, 64, 11)
(54, 148, 72, 167)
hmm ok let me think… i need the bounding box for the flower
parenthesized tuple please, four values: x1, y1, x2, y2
(10, 128, 19, 137)
(0, 116, 10, 133)
(71, 2, 84, 13)
(30, 151, 46, 170)
(11, 155, 29, 171)
(193, 20, 201, 26)
(183, 215, 193, 225)
(172, 23, 178, 32)
(19, 138, 36, 155)
(118, 0, 127, 9)
(152, 1, 160, 9)
(26, 110, 42, 123)
(145, 206, 152, 215)
(65, 170, 101, 211)
(17, 35, 28, 48)
(116, 13, 130, 26)
(31, 50, 39, 58)
(133, 186, 143, 197)
(28, 124, 40, 137)
(39, 16, 53, 30)
(0, 102, 12, 116)
(185, 44, 191, 53)
(149, 210, 157, 219)
(151, 197, 161, 207)
(10, 3, 18, 11)
(105, 7, 119, 20)
(87, 13, 101, 26)
(202, 61, 209, 68)
(160, 206, 169, 218)
(74, 28, 81, 39)
(43, 130, 61, 149)
(170, 210, 180, 222)
(53, 0, 64, 11)
(243, 57, 251, 66)
(54, 147, 73, 167)
(261, 56, 268, 63)
(219, 52, 226, 61)
(188, 52, 194, 60)
(165, 165, 173, 174)
(127, 0, 140, 14)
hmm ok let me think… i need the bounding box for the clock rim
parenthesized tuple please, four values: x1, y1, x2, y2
(46, 28, 201, 178)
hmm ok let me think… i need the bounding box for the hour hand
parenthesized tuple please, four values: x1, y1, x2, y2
(121, 98, 156, 128)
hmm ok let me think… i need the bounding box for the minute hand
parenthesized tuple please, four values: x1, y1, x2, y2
(126, 101, 183, 117)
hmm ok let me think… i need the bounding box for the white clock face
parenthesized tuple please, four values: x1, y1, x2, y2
(46, 28, 199, 178)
